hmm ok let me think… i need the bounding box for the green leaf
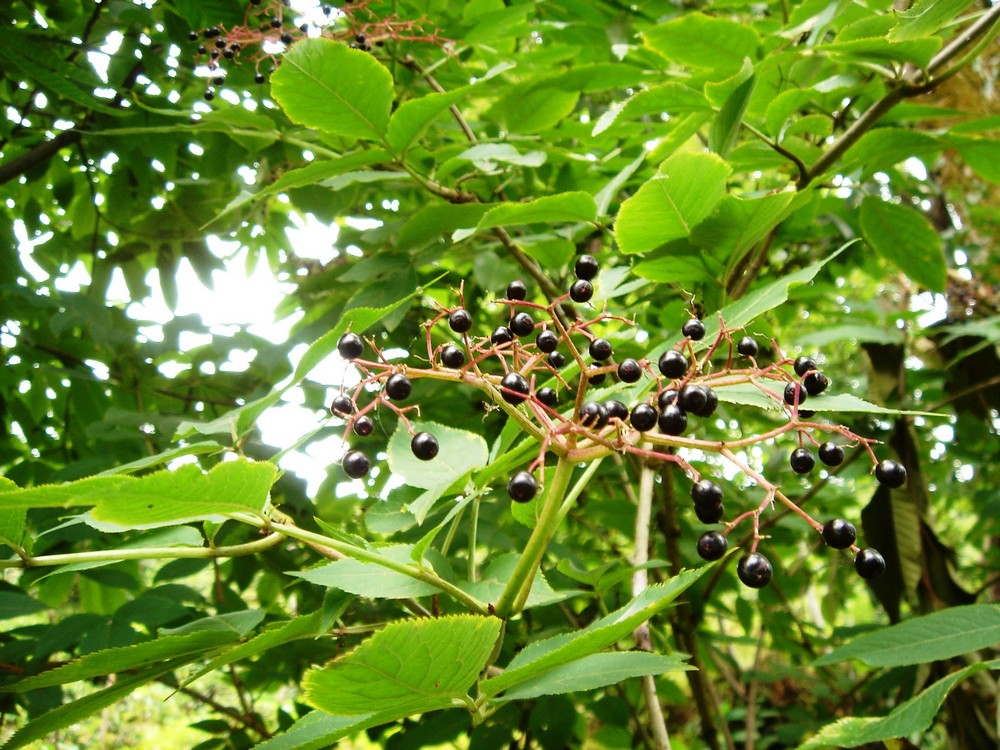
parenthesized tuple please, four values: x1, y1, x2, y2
(815, 604, 1000, 668)
(889, 0, 972, 42)
(469, 192, 598, 235)
(481, 564, 715, 697)
(291, 546, 440, 599)
(817, 36, 942, 67)
(796, 392, 944, 418)
(709, 64, 755, 157)
(0, 476, 25, 548)
(0, 592, 47, 620)
(386, 421, 489, 491)
(953, 136, 1000, 184)
(644, 13, 760, 72)
(836, 129, 940, 179)
(255, 710, 396, 750)
(271, 39, 393, 140)
(615, 151, 732, 254)
(458, 554, 584, 610)
(94, 441, 221, 476)
(592, 84, 710, 137)
(493, 652, 690, 703)
(798, 660, 1000, 750)
(691, 191, 801, 267)
(5, 631, 236, 692)
(303, 615, 502, 716)
(159, 609, 265, 637)
(387, 87, 470, 154)
(457, 144, 546, 169)
(499, 88, 579, 134)
(859, 196, 946, 292)
(87, 460, 278, 531)
(398, 204, 492, 249)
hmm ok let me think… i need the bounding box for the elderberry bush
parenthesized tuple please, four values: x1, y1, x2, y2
(328, 256, 904, 591)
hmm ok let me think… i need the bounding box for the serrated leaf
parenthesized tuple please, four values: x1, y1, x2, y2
(592, 84, 710, 137)
(159, 609, 265, 637)
(691, 191, 801, 267)
(709, 63, 755, 157)
(818, 35, 942, 67)
(798, 660, 1000, 750)
(271, 39, 393, 140)
(388, 87, 469, 154)
(303, 615, 502, 716)
(471, 192, 598, 233)
(889, 0, 972, 42)
(615, 151, 732, 254)
(386, 421, 488, 492)
(815, 604, 1000, 668)
(493, 652, 690, 703)
(0, 592, 48, 620)
(255, 710, 396, 750)
(457, 143, 546, 169)
(291, 545, 439, 599)
(644, 13, 760, 72)
(458, 553, 584, 610)
(835, 129, 940, 180)
(805, 392, 944, 418)
(481, 564, 715, 697)
(5, 631, 236, 692)
(859, 197, 946, 292)
(398, 203, 492, 249)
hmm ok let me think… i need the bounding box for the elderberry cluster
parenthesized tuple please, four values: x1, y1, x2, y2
(330, 254, 903, 591)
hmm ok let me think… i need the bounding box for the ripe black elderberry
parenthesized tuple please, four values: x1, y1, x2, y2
(790, 447, 815, 474)
(630, 403, 657, 431)
(589, 338, 613, 361)
(575, 254, 599, 280)
(506, 280, 527, 301)
(569, 279, 594, 303)
(449, 309, 473, 333)
(682, 319, 706, 341)
(696, 387, 719, 418)
(536, 387, 558, 407)
(818, 442, 845, 467)
(254, 73, 266, 84)
(738, 553, 773, 588)
(854, 548, 886, 579)
(697, 531, 728, 561)
(803, 370, 829, 395)
(737, 336, 759, 357)
(587, 365, 607, 385)
(695, 501, 724, 524)
(794, 355, 818, 377)
(385, 374, 412, 401)
(441, 344, 465, 368)
(508, 471, 538, 503)
(784, 382, 807, 407)
(875, 459, 907, 489)
(678, 384, 708, 415)
(658, 350, 689, 379)
(822, 518, 857, 549)
(617, 358, 642, 383)
(604, 400, 628, 421)
(510, 312, 534, 337)
(342, 450, 370, 479)
(330, 394, 354, 416)
(548, 351, 566, 368)
(657, 389, 678, 410)
(337, 333, 364, 359)
(691, 479, 723, 507)
(491, 326, 514, 347)
(657, 404, 687, 435)
(500, 372, 530, 404)
(579, 401, 609, 428)
(353, 416, 374, 437)
(536, 330, 558, 353)
(410, 432, 439, 461)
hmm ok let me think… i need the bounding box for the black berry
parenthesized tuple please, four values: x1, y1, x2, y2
(535, 330, 559, 353)
(410, 432, 439, 461)
(695, 501, 724, 524)
(441, 344, 465, 368)
(385, 373, 412, 401)
(449, 309, 473, 333)
(678, 385, 708, 415)
(818, 442, 845, 467)
(854, 548, 886, 579)
(570, 279, 593, 303)
(508, 471, 538, 503)
(658, 350, 689, 379)
(506, 280, 527, 301)
(587, 365, 607, 385)
(574, 254, 599, 280)
(783, 382, 807, 406)
(510, 312, 534, 337)
(657, 404, 687, 435)
(536, 387, 558, 407)
(875, 459, 907, 489)
(617, 358, 642, 383)
(803, 370, 829, 396)
(822, 518, 857, 549)
(737, 336, 758, 357)
(330, 394, 354, 416)
(790, 447, 815, 474)
(342, 450, 370, 479)
(548, 351, 566, 369)
(579, 401, 609, 428)
(794, 355, 818, 377)
(280, 32, 294, 44)
(691, 479, 723, 507)
(491, 326, 514, 347)
(682, 319, 706, 341)
(738, 553, 773, 588)
(353, 416, 374, 437)
(696, 387, 719, 418)
(500, 372, 530, 404)
(203, 89, 216, 102)
(697, 531, 728, 561)
(254, 73, 266, 84)
(657, 389, 679, 411)
(589, 338, 613, 361)
(604, 400, 629, 421)
(630, 403, 657, 431)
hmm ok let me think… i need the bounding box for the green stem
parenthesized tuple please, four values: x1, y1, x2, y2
(0, 532, 284, 569)
(468, 495, 481, 583)
(494, 455, 576, 618)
